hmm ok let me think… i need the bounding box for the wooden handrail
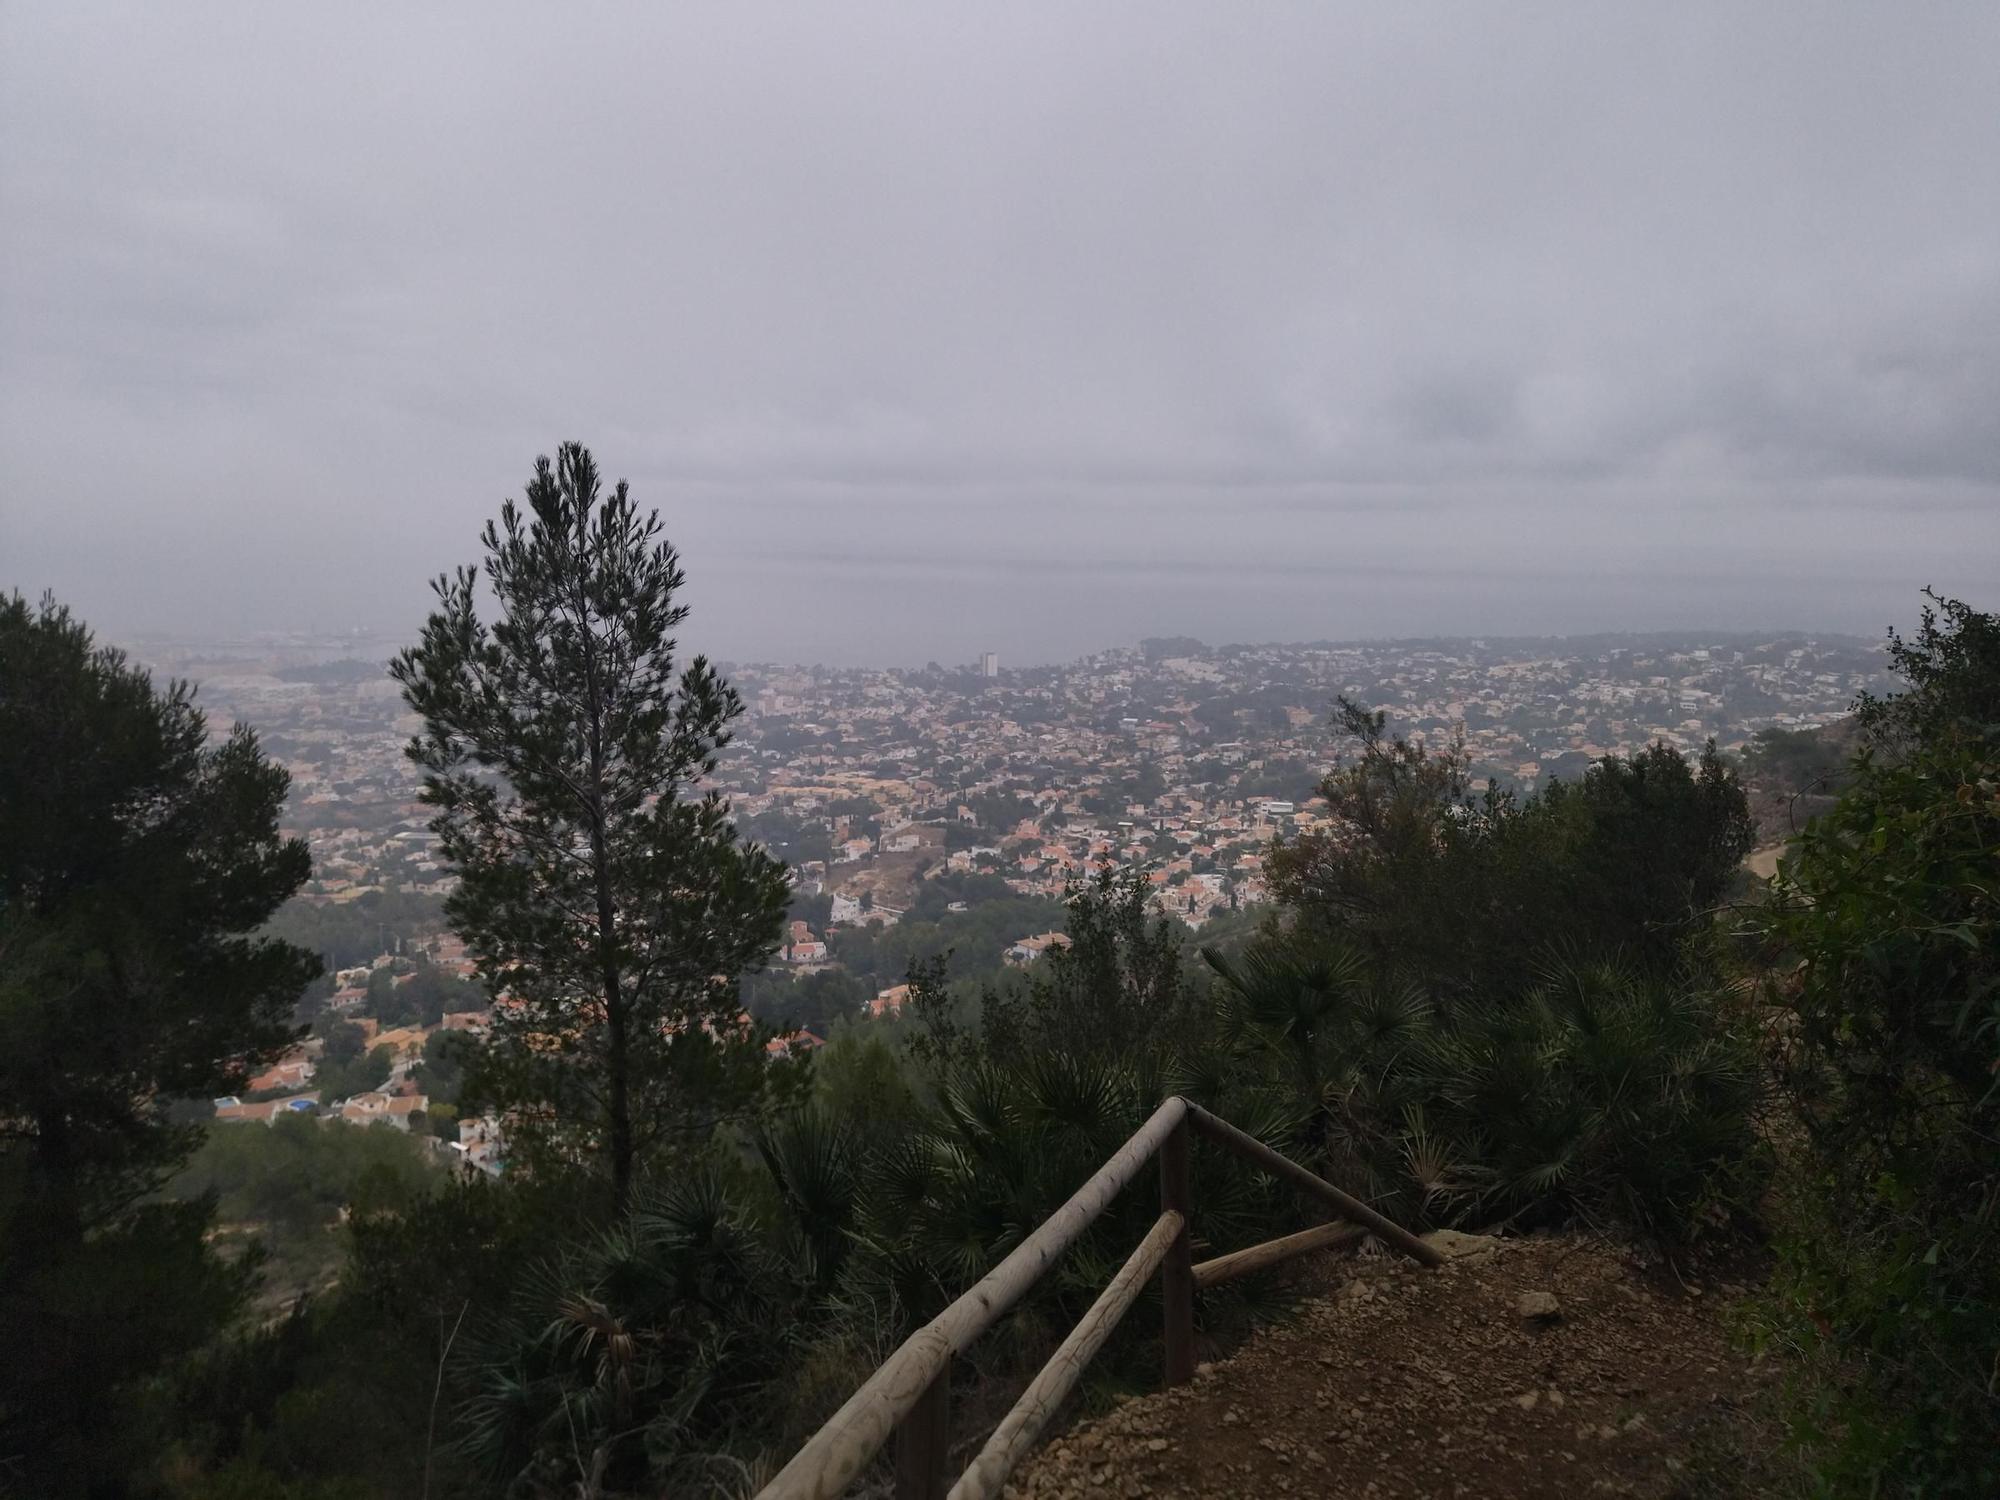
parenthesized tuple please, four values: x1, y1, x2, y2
(756, 1097, 1191, 1500)
(1157, 1113, 1195, 1386)
(1192, 1220, 1365, 1290)
(947, 1210, 1185, 1500)
(1184, 1102, 1446, 1268)
(752, 1096, 1434, 1500)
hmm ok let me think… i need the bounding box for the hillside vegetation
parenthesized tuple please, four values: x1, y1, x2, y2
(3, 454, 1992, 1498)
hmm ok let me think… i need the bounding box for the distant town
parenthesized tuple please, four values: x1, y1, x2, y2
(137, 625, 1890, 927)
(137, 625, 1890, 1152)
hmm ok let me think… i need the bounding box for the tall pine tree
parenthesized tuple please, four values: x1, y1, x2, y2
(0, 592, 318, 1494)
(393, 443, 789, 1206)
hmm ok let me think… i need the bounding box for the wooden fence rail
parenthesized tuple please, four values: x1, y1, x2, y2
(751, 1096, 1436, 1500)
(948, 1210, 1184, 1500)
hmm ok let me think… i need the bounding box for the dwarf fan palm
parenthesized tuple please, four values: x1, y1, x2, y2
(1206, 936, 1758, 1237)
(454, 1166, 788, 1496)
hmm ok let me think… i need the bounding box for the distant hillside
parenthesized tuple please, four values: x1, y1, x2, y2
(1740, 716, 1862, 848)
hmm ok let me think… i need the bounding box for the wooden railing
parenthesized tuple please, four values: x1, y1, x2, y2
(754, 1095, 1441, 1500)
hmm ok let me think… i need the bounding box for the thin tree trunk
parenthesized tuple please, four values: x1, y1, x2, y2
(575, 516, 634, 1212)
(587, 738, 633, 1209)
(597, 868, 632, 1211)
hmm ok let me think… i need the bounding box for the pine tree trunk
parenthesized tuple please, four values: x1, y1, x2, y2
(587, 742, 634, 1210)
(576, 542, 634, 1212)
(597, 873, 633, 1212)
(590, 787, 635, 1207)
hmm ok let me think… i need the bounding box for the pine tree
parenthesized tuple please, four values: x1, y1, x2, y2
(393, 443, 789, 1206)
(0, 592, 318, 1493)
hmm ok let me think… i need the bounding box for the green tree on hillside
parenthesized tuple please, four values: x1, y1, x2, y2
(1855, 589, 2000, 754)
(1760, 594, 2000, 1494)
(1271, 698, 1753, 996)
(1743, 724, 1851, 798)
(0, 593, 319, 1494)
(314, 1041, 391, 1102)
(1529, 740, 1755, 963)
(393, 443, 790, 1206)
(983, 868, 1193, 1067)
(1243, 695, 1762, 1238)
(173, 1109, 439, 1246)
(419, 1025, 481, 1108)
(742, 966, 867, 1036)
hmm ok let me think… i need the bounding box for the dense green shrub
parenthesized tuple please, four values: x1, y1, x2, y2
(1247, 702, 1764, 1241)
(454, 1169, 791, 1497)
(1753, 596, 2000, 1495)
(173, 1113, 440, 1245)
(1204, 940, 1763, 1237)
(167, 1175, 603, 1499)
(1269, 700, 1755, 1001)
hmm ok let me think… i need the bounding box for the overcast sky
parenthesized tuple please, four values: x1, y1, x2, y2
(3, 4, 1997, 665)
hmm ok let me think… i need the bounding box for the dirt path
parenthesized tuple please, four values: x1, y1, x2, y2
(1005, 1232, 1787, 1500)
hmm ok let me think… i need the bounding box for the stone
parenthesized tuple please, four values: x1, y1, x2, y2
(1421, 1229, 1502, 1263)
(1517, 1289, 1563, 1322)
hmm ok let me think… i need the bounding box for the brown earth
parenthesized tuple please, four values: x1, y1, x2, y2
(1004, 1232, 1790, 1500)
(830, 849, 941, 913)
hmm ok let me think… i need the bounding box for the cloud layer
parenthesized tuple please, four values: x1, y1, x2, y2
(4, 4, 1997, 661)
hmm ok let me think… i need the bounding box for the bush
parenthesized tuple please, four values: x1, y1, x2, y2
(1204, 940, 1763, 1237)
(1247, 702, 1764, 1240)
(454, 1168, 792, 1497)
(171, 1113, 440, 1260)
(1750, 593, 2000, 1495)
(313, 1042, 391, 1103)
(1269, 700, 1754, 1001)
(168, 1174, 605, 1498)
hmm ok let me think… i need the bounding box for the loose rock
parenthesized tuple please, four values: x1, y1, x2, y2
(1517, 1289, 1563, 1322)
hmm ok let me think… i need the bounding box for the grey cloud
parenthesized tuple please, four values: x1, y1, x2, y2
(3, 3, 1997, 663)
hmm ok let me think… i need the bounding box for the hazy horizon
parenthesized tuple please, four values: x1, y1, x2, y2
(6, 5, 1997, 665)
(116, 610, 1894, 681)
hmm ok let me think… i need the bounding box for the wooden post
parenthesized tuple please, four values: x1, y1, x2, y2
(894, 1358, 950, 1500)
(1159, 1115, 1195, 1386)
(1191, 1222, 1364, 1290)
(759, 1098, 1188, 1500)
(949, 1212, 1185, 1500)
(1185, 1102, 1444, 1268)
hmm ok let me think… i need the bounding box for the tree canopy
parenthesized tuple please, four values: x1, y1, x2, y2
(0, 592, 318, 1494)
(1757, 594, 2000, 1493)
(1269, 697, 1754, 997)
(392, 444, 790, 1205)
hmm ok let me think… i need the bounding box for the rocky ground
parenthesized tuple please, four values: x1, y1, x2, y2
(1003, 1231, 1790, 1500)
